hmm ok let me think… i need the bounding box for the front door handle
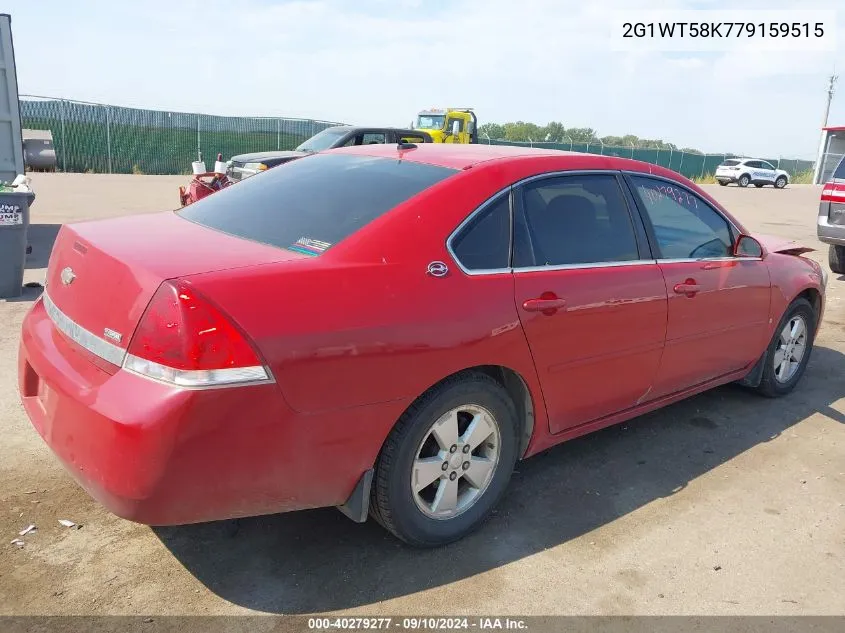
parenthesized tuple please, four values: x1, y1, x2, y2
(673, 279, 701, 296)
(522, 297, 567, 312)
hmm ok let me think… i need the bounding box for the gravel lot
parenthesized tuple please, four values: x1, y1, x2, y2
(0, 175, 842, 616)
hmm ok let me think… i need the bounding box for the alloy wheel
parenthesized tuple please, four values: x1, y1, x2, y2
(773, 315, 808, 383)
(411, 404, 501, 520)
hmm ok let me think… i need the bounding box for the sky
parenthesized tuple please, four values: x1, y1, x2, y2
(5, 0, 844, 159)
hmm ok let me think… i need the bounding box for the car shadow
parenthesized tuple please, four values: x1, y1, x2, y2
(26, 223, 61, 269)
(154, 345, 845, 614)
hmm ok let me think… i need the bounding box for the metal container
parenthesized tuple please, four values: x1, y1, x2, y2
(0, 189, 33, 298)
(23, 129, 57, 171)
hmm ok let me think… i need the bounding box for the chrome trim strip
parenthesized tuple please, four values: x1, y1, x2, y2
(42, 292, 126, 366)
(513, 259, 658, 273)
(656, 257, 763, 264)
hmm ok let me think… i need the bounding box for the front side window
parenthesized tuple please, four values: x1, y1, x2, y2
(180, 154, 457, 253)
(761, 161, 776, 170)
(362, 133, 386, 145)
(450, 193, 511, 271)
(630, 176, 733, 259)
(515, 174, 640, 267)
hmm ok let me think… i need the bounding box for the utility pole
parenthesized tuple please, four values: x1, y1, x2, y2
(814, 72, 838, 184)
(821, 72, 838, 130)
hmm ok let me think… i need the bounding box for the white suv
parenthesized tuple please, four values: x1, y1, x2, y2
(715, 158, 790, 189)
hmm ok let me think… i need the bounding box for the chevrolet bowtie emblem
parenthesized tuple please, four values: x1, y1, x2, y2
(60, 267, 76, 286)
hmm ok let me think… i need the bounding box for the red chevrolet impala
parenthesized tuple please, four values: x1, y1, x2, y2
(19, 144, 826, 546)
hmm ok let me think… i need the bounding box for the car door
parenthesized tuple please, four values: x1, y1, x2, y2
(625, 174, 771, 398)
(511, 173, 668, 434)
(759, 161, 777, 183)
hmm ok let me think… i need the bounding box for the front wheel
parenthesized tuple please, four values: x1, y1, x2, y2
(756, 298, 816, 397)
(370, 373, 519, 547)
(738, 174, 750, 187)
(775, 176, 788, 189)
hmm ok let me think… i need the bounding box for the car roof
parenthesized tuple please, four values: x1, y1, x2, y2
(324, 125, 429, 134)
(325, 143, 585, 170)
(322, 142, 706, 178)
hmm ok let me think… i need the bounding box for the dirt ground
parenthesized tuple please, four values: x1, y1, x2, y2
(0, 175, 842, 616)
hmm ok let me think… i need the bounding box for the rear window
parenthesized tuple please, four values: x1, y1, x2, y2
(834, 155, 845, 180)
(721, 159, 741, 166)
(179, 153, 456, 254)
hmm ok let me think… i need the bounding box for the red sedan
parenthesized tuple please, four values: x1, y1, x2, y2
(19, 144, 826, 547)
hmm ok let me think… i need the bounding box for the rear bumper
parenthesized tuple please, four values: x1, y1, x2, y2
(715, 174, 736, 182)
(817, 219, 845, 246)
(18, 298, 399, 525)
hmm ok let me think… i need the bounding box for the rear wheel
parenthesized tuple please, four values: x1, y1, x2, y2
(370, 373, 518, 547)
(738, 174, 750, 187)
(775, 176, 788, 189)
(756, 298, 815, 397)
(718, 180, 728, 186)
(829, 245, 845, 274)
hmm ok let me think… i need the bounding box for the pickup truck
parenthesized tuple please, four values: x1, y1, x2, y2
(227, 126, 433, 182)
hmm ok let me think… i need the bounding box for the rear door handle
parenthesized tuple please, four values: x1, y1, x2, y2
(673, 280, 701, 296)
(522, 298, 567, 312)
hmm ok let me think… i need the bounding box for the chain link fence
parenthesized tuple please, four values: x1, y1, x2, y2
(484, 139, 814, 180)
(20, 96, 344, 175)
(21, 95, 815, 180)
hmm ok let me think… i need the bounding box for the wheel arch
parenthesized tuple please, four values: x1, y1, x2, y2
(379, 365, 538, 462)
(795, 286, 822, 332)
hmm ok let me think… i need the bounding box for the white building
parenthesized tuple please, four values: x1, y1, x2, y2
(815, 125, 845, 183)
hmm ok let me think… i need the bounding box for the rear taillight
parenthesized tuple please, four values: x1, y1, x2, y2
(821, 182, 844, 202)
(123, 280, 270, 387)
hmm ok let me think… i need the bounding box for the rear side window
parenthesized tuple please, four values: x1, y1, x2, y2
(179, 154, 456, 253)
(834, 155, 845, 180)
(450, 193, 511, 271)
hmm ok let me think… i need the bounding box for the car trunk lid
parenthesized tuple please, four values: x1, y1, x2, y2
(44, 210, 306, 366)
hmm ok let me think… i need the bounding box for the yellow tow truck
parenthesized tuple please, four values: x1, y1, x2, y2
(413, 108, 478, 144)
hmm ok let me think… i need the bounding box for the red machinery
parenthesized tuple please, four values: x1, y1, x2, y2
(179, 153, 232, 207)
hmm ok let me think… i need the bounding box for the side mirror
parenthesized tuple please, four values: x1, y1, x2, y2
(451, 121, 461, 135)
(734, 234, 764, 258)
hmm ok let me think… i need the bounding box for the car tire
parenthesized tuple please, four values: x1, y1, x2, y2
(755, 183, 764, 188)
(370, 372, 519, 547)
(830, 245, 845, 275)
(718, 181, 728, 186)
(775, 176, 788, 189)
(738, 174, 750, 187)
(756, 298, 816, 398)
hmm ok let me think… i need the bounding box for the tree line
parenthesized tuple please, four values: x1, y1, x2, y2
(478, 121, 707, 155)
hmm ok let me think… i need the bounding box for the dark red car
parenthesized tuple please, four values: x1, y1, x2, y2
(19, 144, 827, 547)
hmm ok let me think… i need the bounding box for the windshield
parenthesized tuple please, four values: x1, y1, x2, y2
(721, 159, 741, 167)
(179, 154, 457, 253)
(416, 115, 445, 130)
(296, 128, 348, 152)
